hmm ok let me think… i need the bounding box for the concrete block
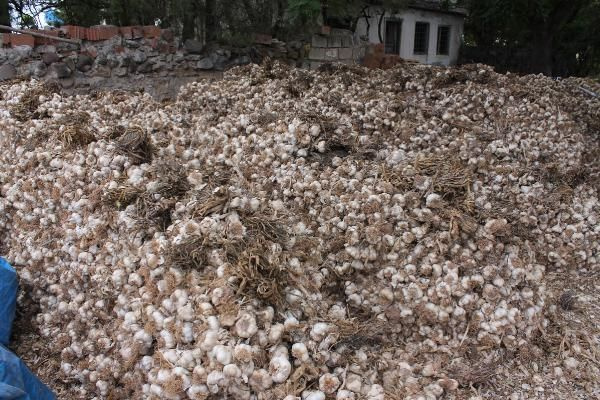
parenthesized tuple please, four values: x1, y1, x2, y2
(310, 61, 322, 70)
(311, 35, 327, 48)
(327, 36, 342, 47)
(353, 46, 366, 60)
(308, 47, 325, 60)
(338, 47, 353, 60)
(324, 48, 338, 60)
(341, 36, 354, 47)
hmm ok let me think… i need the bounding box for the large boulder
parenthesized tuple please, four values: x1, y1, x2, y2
(0, 64, 17, 81)
(42, 52, 60, 65)
(196, 57, 214, 70)
(49, 62, 72, 79)
(184, 39, 204, 54)
(76, 54, 94, 71)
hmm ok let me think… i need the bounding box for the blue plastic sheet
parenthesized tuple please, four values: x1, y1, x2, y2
(0, 258, 17, 346)
(0, 257, 56, 400)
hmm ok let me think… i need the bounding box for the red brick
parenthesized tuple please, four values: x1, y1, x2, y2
(114, 45, 125, 53)
(86, 26, 119, 41)
(86, 28, 96, 41)
(2, 33, 12, 46)
(10, 34, 35, 48)
(119, 26, 133, 39)
(157, 42, 175, 53)
(62, 25, 87, 40)
(100, 26, 120, 40)
(160, 29, 174, 42)
(148, 38, 159, 49)
(26, 29, 59, 45)
(143, 25, 161, 38)
(320, 25, 331, 36)
(131, 26, 144, 39)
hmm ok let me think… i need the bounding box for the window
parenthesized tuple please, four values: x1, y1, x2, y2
(413, 22, 429, 55)
(385, 19, 402, 54)
(437, 25, 450, 55)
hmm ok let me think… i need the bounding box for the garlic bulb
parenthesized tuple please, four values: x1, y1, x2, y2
(1, 62, 598, 400)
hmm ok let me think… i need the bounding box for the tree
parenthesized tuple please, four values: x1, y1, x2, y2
(462, 0, 600, 76)
(287, 0, 408, 34)
(0, 0, 10, 26)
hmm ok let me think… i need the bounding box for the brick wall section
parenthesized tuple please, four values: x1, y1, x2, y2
(0, 25, 169, 49)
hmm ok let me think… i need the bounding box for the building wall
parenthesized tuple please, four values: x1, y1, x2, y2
(356, 6, 464, 66)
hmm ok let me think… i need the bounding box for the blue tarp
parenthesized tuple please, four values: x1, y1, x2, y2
(0, 258, 55, 400)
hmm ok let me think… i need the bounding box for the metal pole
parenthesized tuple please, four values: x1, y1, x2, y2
(0, 24, 82, 45)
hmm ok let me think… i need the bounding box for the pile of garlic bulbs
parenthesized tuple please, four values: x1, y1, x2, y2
(0, 61, 598, 400)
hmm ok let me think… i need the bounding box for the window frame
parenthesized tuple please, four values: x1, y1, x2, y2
(384, 18, 403, 55)
(413, 21, 430, 55)
(437, 25, 451, 56)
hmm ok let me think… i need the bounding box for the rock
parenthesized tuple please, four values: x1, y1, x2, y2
(161, 29, 174, 42)
(137, 61, 153, 73)
(37, 45, 57, 54)
(113, 67, 128, 77)
(211, 53, 229, 71)
(30, 61, 47, 78)
(64, 56, 77, 72)
(42, 52, 60, 65)
(151, 61, 165, 71)
(232, 55, 251, 65)
(196, 57, 214, 70)
(106, 54, 121, 68)
(96, 53, 108, 65)
(215, 48, 231, 58)
(93, 65, 111, 78)
(124, 40, 141, 48)
(0, 64, 17, 81)
(287, 40, 302, 50)
(76, 54, 94, 71)
(60, 77, 75, 88)
(184, 39, 204, 54)
(49, 62, 72, 79)
(131, 50, 147, 64)
(56, 43, 79, 52)
(174, 52, 186, 63)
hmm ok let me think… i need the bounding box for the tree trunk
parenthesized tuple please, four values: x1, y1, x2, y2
(205, 0, 217, 42)
(0, 0, 11, 27)
(377, 11, 385, 43)
(530, 30, 553, 76)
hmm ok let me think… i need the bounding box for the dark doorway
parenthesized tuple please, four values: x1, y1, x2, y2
(385, 19, 402, 54)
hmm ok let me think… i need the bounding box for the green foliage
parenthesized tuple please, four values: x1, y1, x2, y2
(0, 0, 10, 26)
(462, 0, 600, 76)
(287, 0, 321, 23)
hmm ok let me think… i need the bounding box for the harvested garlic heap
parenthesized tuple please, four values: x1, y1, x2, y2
(0, 61, 598, 400)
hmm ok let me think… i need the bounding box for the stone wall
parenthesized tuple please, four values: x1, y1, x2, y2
(0, 26, 305, 89)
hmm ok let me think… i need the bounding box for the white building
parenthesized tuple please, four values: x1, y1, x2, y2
(356, 1, 467, 66)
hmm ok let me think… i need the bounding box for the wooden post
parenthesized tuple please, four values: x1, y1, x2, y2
(0, 24, 82, 45)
